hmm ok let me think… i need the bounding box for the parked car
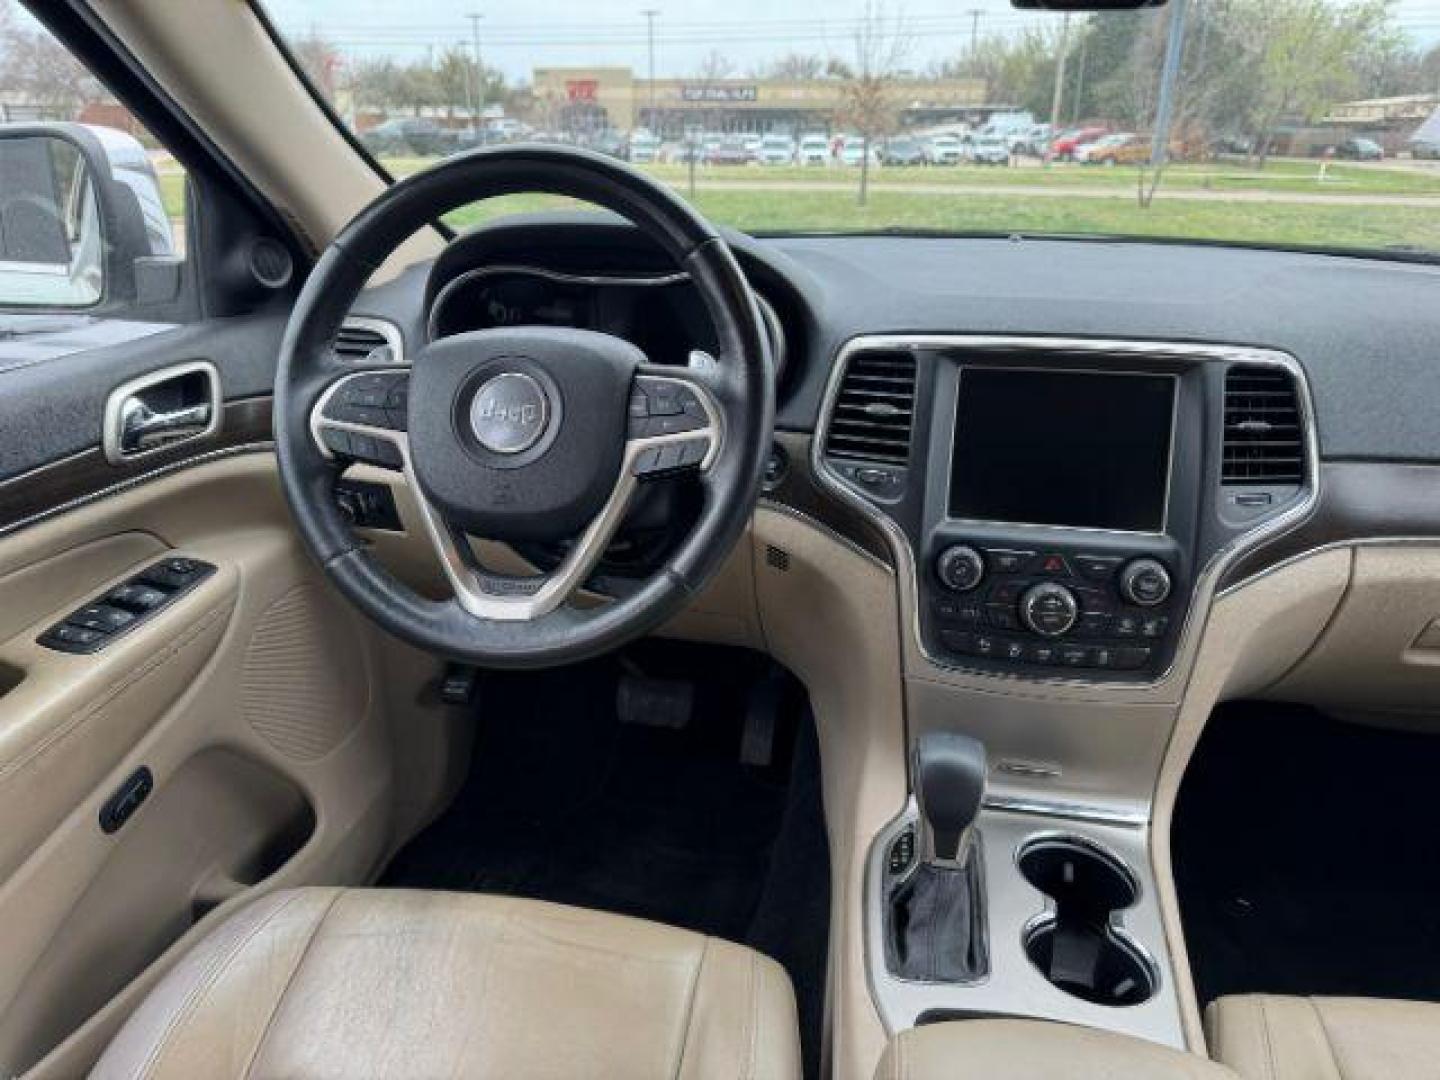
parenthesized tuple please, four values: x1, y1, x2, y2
(1051, 126, 1110, 161)
(1336, 137, 1384, 161)
(926, 133, 965, 166)
(756, 135, 796, 166)
(1011, 124, 1052, 157)
(839, 137, 878, 167)
(360, 118, 449, 157)
(1411, 139, 1440, 161)
(797, 134, 830, 166)
(1077, 132, 1141, 165)
(628, 132, 662, 165)
(708, 136, 753, 166)
(879, 137, 927, 167)
(967, 136, 1012, 166)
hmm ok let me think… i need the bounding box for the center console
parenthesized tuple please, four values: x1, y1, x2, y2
(814, 334, 1317, 1053)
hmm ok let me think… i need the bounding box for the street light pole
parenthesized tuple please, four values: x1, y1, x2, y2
(467, 12, 484, 137)
(641, 9, 659, 135)
(967, 8, 983, 65)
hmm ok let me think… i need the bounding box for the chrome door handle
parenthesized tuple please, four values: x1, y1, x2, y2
(103, 361, 221, 464)
(117, 398, 212, 453)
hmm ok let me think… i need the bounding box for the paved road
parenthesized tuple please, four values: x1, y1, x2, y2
(673, 177, 1440, 208)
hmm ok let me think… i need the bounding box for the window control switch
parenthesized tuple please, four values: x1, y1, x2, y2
(39, 557, 216, 655)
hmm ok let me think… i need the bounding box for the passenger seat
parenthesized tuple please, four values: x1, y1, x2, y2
(1207, 994, 1440, 1080)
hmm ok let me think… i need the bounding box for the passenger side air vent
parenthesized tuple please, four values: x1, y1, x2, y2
(824, 349, 918, 467)
(333, 319, 403, 365)
(1222, 365, 1305, 485)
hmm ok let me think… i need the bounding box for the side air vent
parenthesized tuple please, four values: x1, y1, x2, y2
(334, 319, 403, 365)
(824, 349, 918, 467)
(1222, 365, 1305, 485)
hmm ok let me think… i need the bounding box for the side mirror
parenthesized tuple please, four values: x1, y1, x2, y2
(0, 123, 180, 309)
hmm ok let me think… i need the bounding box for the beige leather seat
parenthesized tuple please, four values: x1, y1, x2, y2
(91, 888, 801, 1079)
(874, 1020, 1239, 1079)
(1208, 994, 1440, 1080)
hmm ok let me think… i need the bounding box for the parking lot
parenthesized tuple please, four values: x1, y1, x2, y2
(369, 154, 1440, 253)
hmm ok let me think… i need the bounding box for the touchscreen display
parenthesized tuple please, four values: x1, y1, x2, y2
(948, 369, 1174, 532)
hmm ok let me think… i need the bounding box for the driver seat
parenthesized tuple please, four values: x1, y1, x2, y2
(90, 888, 801, 1079)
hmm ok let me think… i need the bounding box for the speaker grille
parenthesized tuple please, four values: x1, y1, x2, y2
(242, 585, 366, 760)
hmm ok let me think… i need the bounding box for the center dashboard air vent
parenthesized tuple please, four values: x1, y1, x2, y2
(822, 348, 917, 500)
(1221, 364, 1305, 486)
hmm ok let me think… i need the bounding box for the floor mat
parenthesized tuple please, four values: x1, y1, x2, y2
(381, 641, 830, 1077)
(1174, 702, 1440, 1009)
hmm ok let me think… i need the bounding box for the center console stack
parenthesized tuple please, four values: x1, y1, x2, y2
(820, 337, 1311, 686)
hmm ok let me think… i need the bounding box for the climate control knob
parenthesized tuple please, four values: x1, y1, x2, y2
(1120, 559, 1172, 607)
(935, 545, 985, 593)
(1020, 582, 1080, 638)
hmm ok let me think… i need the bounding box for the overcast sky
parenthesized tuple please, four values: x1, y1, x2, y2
(262, 0, 1440, 82)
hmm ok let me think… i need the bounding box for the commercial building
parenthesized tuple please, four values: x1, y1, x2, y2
(531, 66, 989, 138)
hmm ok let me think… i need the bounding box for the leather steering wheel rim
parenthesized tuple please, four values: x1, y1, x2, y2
(273, 145, 774, 668)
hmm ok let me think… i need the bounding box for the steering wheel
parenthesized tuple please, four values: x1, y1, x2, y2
(274, 146, 775, 668)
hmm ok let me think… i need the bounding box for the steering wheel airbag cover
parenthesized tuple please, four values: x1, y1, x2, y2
(407, 327, 639, 540)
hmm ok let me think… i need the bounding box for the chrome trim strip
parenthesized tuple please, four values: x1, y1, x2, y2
(310, 369, 721, 622)
(339, 316, 406, 364)
(983, 794, 1148, 829)
(811, 334, 1322, 694)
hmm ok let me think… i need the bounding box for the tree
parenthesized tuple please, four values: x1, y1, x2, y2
(0, 0, 105, 118)
(290, 30, 342, 102)
(1229, 0, 1394, 166)
(435, 45, 478, 121)
(832, 1, 909, 207)
(763, 53, 828, 81)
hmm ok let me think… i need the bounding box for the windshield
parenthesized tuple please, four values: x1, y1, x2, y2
(266, 0, 1440, 257)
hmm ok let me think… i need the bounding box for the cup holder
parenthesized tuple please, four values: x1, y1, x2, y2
(1017, 835, 1157, 1007)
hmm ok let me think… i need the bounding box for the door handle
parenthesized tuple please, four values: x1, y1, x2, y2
(103, 361, 221, 464)
(117, 398, 212, 454)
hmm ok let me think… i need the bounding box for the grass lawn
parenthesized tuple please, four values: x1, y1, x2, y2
(155, 156, 1437, 256)
(426, 188, 1440, 254)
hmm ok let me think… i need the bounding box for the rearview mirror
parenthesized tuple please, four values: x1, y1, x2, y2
(1012, 1, 1166, 8)
(0, 123, 179, 309)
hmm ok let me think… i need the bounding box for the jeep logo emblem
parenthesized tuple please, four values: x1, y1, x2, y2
(469, 372, 549, 455)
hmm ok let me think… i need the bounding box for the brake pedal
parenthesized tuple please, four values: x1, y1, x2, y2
(616, 674, 694, 730)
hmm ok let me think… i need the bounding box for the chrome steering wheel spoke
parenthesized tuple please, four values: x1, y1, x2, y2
(308, 362, 723, 624)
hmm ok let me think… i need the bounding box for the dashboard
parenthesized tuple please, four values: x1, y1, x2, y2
(344, 213, 1440, 687)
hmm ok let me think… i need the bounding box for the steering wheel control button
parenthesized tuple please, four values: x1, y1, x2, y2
(1020, 582, 1080, 638)
(323, 372, 410, 431)
(1120, 558, 1173, 607)
(469, 372, 549, 455)
(633, 436, 709, 478)
(935, 545, 985, 592)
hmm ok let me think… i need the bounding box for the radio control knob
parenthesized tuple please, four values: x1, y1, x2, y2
(936, 545, 985, 593)
(1020, 582, 1079, 638)
(1120, 559, 1172, 607)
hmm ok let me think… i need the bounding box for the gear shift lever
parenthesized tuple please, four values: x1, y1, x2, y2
(884, 732, 990, 983)
(915, 731, 987, 868)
